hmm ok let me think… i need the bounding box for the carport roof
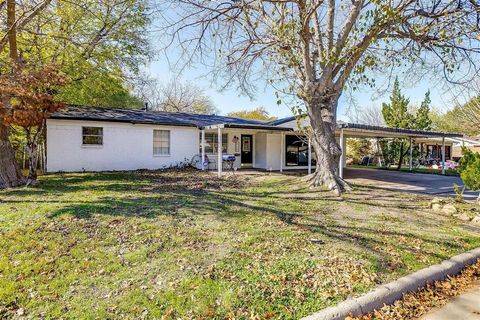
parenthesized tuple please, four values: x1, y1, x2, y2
(337, 122, 463, 138)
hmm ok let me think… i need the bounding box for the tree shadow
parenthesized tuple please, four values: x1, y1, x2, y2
(4, 170, 477, 274)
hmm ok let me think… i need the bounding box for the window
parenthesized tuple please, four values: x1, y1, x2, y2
(199, 133, 228, 154)
(285, 135, 315, 166)
(153, 130, 170, 155)
(82, 127, 103, 145)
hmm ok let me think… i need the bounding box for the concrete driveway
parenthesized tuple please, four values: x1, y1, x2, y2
(344, 167, 478, 201)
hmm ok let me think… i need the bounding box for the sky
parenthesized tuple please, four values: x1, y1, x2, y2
(149, 56, 454, 122)
(146, 4, 479, 122)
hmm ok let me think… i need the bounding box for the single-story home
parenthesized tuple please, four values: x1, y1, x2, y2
(46, 106, 462, 177)
(452, 136, 480, 160)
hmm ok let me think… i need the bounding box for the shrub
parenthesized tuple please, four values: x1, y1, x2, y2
(459, 147, 480, 201)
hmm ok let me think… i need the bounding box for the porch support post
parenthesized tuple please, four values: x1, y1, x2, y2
(201, 129, 205, 170)
(409, 137, 413, 171)
(308, 137, 312, 175)
(280, 132, 284, 172)
(339, 129, 344, 179)
(442, 136, 446, 175)
(217, 127, 222, 177)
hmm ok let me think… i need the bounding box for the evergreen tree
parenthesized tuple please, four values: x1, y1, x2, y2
(415, 90, 432, 130)
(381, 78, 415, 170)
(382, 78, 415, 128)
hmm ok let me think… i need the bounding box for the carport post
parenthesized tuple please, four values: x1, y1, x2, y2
(201, 129, 205, 170)
(409, 137, 413, 171)
(308, 137, 312, 174)
(280, 132, 284, 172)
(217, 127, 222, 177)
(339, 129, 344, 179)
(442, 136, 446, 175)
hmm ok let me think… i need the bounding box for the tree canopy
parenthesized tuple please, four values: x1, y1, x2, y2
(431, 96, 480, 136)
(415, 90, 432, 131)
(164, 0, 480, 194)
(382, 78, 414, 129)
(0, 0, 151, 108)
(136, 79, 218, 114)
(227, 107, 276, 120)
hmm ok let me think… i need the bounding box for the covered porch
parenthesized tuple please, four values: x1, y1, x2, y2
(200, 121, 463, 178)
(199, 123, 316, 176)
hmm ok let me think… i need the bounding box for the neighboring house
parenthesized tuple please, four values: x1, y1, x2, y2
(46, 106, 462, 176)
(415, 137, 480, 161)
(413, 138, 455, 161)
(451, 136, 480, 160)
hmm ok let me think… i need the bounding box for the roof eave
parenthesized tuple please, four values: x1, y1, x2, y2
(49, 116, 198, 128)
(337, 123, 464, 138)
(201, 123, 293, 131)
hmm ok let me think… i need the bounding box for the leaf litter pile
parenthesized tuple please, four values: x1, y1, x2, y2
(350, 259, 480, 320)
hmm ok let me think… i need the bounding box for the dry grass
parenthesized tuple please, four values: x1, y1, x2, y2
(1, 169, 479, 319)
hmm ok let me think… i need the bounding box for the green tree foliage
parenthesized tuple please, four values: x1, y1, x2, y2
(227, 107, 276, 121)
(381, 78, 431, 169)
(415, 90, 432, 130)
(346, 138, 372, 165)
(382, 78, 415, 129)
(0, 0, 152, 187)
(459, 147, 480, 201)
(431, 97, 480, 136)
(0, 0, 151, 108)
(57, 71, 142, 109)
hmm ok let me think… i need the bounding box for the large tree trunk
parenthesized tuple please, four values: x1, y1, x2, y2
(0, 122, 25, 188)
(304, 93, 351, 195)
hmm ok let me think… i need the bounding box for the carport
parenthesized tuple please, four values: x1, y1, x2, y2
(336, 123, 463, 178)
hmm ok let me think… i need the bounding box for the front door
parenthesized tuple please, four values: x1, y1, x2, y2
(241, 135, 253, 166)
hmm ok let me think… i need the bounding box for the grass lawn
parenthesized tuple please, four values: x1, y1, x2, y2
(348, 164, 459, 176)
(1, 170, 479, 319)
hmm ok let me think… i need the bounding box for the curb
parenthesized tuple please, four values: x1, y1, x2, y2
(302, 247, 480, 320)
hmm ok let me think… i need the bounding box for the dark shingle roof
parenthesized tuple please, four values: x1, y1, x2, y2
(50, 106, 463, 137)
(266, 116, 297, 126)
(50, 106, 292, 130)
(338, 122, 463, 138)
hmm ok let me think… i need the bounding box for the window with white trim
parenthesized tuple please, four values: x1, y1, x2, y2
(82, 127, 103, 145)
(199, 133, 227, 154)
(153, 130, 170, 155)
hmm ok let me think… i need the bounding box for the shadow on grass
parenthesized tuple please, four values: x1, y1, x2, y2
(2, 170, 474, 270)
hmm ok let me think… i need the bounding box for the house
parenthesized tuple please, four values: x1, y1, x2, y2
(47, 106, 303, 173)
(414, 137, 480, 161)
(451, 136, 480, 160)
(46, 106, 463, 176)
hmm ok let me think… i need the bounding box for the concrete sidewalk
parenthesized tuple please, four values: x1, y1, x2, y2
(420, 282, 480, 320)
